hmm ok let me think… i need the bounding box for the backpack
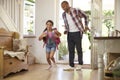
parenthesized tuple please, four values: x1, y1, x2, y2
(42, 28, 61, 49)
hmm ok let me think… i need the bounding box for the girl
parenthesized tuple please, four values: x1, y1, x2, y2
(39, 20, 61, 69)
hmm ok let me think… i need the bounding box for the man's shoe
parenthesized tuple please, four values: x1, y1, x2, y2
(76, 65, 82, 71)
(63, 65, 75, 71)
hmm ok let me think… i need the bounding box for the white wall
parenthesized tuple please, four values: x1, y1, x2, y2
(34, 0, 56, 63)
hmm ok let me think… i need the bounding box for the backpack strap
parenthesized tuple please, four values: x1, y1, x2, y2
(42, 28, 61, 49)
(43, 31, 55, 48)
(43, 31, 48, 48)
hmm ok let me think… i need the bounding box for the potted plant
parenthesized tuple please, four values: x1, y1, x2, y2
(27, 29, 33, 35)
(58, 43, 68, 60)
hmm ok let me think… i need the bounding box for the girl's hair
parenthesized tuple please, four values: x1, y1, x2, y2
(46, 20, 54, 25)
(44, 20, 54, 32)
(43, 20, 54, 42)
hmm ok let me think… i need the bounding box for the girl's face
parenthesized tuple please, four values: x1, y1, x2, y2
(46, 22, 53, 30)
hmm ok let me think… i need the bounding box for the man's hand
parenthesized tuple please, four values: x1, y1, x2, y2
(64, 31, 68, 34)
(84, 26, 90, 33)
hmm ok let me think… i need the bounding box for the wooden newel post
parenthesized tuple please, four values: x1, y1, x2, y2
(0, 47, 4, 79)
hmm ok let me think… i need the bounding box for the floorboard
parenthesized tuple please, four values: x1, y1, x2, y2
(3, 64, 98, 80)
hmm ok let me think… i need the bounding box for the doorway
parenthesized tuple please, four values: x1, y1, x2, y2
(57, 0, 91, 65)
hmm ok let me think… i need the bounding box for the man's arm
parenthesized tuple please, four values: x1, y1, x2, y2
(78, 9, 88, 26)
(78, 9, 90, 32)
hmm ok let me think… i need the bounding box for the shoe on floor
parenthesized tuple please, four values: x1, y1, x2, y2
(47, 65, 52, 70)
(63, 65, 75, 71)
(76, 65, 82, 71)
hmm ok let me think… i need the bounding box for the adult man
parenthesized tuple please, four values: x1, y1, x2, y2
(61, 1, 89, 70)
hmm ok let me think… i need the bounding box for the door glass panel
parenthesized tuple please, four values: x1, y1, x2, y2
(73, 0, 91, 64)
(57, 0, 70, 63)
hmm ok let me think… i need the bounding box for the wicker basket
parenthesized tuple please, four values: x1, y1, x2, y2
(104, 60, 114, 78)
(104, 57, 120, 80)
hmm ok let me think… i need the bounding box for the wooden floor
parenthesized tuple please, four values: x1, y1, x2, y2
(3, 64, 98, 80)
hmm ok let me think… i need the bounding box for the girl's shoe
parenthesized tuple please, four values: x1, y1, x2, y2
(47, 65, 52, 70)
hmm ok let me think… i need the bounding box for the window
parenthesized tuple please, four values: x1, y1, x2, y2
(102, 0, 114, 36)
(23, 0, 35, 35)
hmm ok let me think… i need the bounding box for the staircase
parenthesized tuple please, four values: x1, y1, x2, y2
(0, 0, 24, 32)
